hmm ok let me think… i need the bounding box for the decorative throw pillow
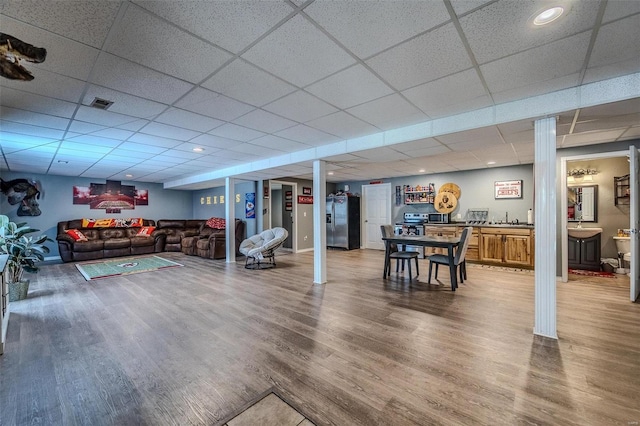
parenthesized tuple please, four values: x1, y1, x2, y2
(66, 229, 88, 241)
(206, 217, 226, 229)
(136, 226, 156, 237)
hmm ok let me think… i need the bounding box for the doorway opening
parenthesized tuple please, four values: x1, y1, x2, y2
(269, 180, 297, 253)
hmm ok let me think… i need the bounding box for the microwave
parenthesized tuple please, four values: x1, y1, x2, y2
(428, 213, 450, 224)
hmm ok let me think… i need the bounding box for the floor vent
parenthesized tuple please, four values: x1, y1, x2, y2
(90, 97, 114, 110)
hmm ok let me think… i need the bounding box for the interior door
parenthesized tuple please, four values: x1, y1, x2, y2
(362, 183, 391, 250)
(630, 146, 639, 302)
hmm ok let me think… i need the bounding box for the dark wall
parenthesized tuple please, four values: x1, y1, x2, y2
(0, 171, 193, 259)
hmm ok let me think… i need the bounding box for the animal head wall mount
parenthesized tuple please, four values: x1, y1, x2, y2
(0, 178, 43, 216)
(0, 33, 47, 81)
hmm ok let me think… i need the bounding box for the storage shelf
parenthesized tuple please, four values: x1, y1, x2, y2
(614, 174, 630, 206)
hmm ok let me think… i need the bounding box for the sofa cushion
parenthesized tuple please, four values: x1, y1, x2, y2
(103, 238, 131, 250)
(99, 229, 127, 239)
(157, 220, 185, 229)
(135, 226, 156, 237)
(206, 217, 226, 229)
(65, 229, 88, 241)
(73, 240, 104, 252)
(130, 236, 154, 247)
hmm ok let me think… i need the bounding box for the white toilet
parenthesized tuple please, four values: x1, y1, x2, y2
(613, 236, 631, 273)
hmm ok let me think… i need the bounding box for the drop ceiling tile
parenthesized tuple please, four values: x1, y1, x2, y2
(620, 126, 640, 140)
(117, 119, 150, 132)
(402, 68, 487, 116)
(90, 128, 135, 141)
(0, 120, 65, 139)
(108, 148, 155, 160)
(116, 142, 168, 155)
(561, 129, 627, 147)
(226, 143, 285, 157)
(263, 91, 338, 123)
(394, 137, 442, 151)
(481, 32, 590, 94)
(0, 0, 120, 48)
(55, 147, 106, 159)
(107, 6, 232, 83)
(0, 107, 69, 130)
(232, 109, 297, 133)
(202, 60, 296, 107)
(0, 135, 58, 153)
(574, 113, 640, 133)
(459, 0, 599, 64)
(82, 85, 168, 118)
(250, 135, 309, 152)
(0, 88, 77, 118)
(127, 133, 182, 149)
(602, 1, 640, 24)
(588, 15, 640, 71)
(208, 123, 265, 142)
(450, 0, 494, 16)
(274, 124, 341, 145)
(351, 147, 411, 162)
(63, 135, 121, 148)
(501, 130, 534, 144)
(437, 125, 503, 146)
(242, 15, 356, 87)
(306, 64, 394, 109)
(155, 108, 224, 133)
(583, 57, 640, 86)
(470, 144, 518, 162)
(190, 134, 244, 149)
(91, 53, 194, 104)
(491, 73, 581, 104)
(305, 0, 450, 58)
(0, 68, 86, 103)
(139, 122, 201, 141)
(74, 106, 142, 128)
(135, 0, 293, 54)
(306, 111, 379, 139)
(175, 88, 255, 121)
(347, 94, 428, 130)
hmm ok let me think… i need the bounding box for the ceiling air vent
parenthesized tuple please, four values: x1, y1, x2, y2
(90, 97, 114, 110)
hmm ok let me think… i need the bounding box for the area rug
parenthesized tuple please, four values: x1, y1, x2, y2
(76, 255, 183, 281)
(568, 268, 616, 278)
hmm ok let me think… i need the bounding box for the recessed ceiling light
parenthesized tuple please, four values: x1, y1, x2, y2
(125, 174, 133, 178)
(193, 147, 204, 152)
(418, 169, 426, 173)
(532, 6, 564, 26)
(487, 161, 496, 165)
(328, 171, 334, 175)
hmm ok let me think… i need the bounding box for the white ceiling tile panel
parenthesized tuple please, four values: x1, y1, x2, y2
(0, 0, 120, 48)
(5, 163, 50, 174)
(579, 97, 640, 118)
(351, 147, 411, 162)
(561, 129, 627, 147)
(108, 148, 155, 160)
(134, 1, 293, 54)
(436, 125, 503, 145)
(139, 122, 200, 141)
(306, 64, 394, 109)
(305, 0, 450, 58)
(55, 147, 105, 160)
(155, 108, 224, 133)
(242, 15, 356, 87)
(202, 60, 296, 107)
(107, 6, 232, 84)
(232, 109, 297, 133)
(588, 15, 640, 71)
(394, 137, 442, 151)
(116, 119, 150, 132)
(250, 135, 309, 152)
(274, 125, 341, 145)
(263, 90, 338, 123)
(90, 128, 135, 141)
(306, 112, 379, 139)
(490, 73, 581, 104)
(347, 94, 428, 130)
(154, 150, 201, 160)
(116, 142, 168, 155)
(501, 130, 534, 145)
(574, 113, 640, 133)
(402, 68, 487, 115)
(226, 143, 285, 157)
(73, 106, 141, 128)
(0, 87, 77, 118)
(583, 57, 640, 85)
(602, 1, 640, 24)
(481, 32, 590, 94)
(1, 15, 99, 80)
(90, 53, 194, 104)
(189, 134, 243, 150)
(82, 86, 168, 118)
(0, 69, 86, 103)
(0, 120, 65, 139)
(459, 0, 600, 64)
(367, 23, 472, 91)
(470, 144, 518, 161)
(450, 0, 494, 16)
(59, 141, 113, 154)
(175, 88, 255, 121)
(1, 106, 69, 130)
(0, 134, 59, 151)
(397, 145, 451, 158)
(207, 123, 265, 142)
(127, 133, 182, 149)
(619, 126, 640, 140)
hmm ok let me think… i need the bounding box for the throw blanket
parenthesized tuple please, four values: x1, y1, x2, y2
(82, 218, 143, 228)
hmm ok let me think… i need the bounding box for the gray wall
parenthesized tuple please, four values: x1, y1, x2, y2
(0, 171, 192, 259)
(191, 181, 257, 238)
(337, 164, 535, 226)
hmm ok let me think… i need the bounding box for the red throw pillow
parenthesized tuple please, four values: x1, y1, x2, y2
(206, 217, 226, 229)
(136, 226, 156, 237)
(66, 229, 88, 241)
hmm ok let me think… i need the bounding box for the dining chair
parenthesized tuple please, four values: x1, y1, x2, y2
(380, 225, 420, 280)
(427, 226, 473, 289)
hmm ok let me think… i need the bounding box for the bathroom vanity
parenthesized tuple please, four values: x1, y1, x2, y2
(568, 228, 602, 271)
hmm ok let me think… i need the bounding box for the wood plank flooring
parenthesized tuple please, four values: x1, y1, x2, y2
(1, 249, 639, 425)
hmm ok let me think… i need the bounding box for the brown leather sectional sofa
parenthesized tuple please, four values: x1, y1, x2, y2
(180, 219, 246, 259)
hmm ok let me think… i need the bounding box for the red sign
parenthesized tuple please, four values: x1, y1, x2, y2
(369, 180, 383, 184)
(298, 195, 313, 204)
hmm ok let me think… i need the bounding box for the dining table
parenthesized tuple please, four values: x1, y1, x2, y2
(382, 234, 461, 290)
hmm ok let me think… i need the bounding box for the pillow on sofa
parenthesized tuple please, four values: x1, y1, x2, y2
(66, 229, 88, 241)
(206, 217, 226, 229)
(136, 226, 156, 237)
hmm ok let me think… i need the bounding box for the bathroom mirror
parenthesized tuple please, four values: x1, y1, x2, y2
(568, 185, 598, 222)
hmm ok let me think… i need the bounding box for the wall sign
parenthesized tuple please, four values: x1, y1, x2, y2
(245, 193, 255, 219)
(298, 195, 313, 204)
(73, 180, 148, 214)
(302, 187, 311, 195)
(494, 180, 523, 199)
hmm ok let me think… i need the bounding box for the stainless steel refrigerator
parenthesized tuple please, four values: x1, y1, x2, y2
(326, 195, 360, 250)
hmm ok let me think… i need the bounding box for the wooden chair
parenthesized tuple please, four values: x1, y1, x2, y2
(427, 226, 473, 289)
(380, 225, 420, 280)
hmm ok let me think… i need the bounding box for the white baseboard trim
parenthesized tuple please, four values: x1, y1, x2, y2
(296, 248, 314, 253)
(45, 256, 62, 262)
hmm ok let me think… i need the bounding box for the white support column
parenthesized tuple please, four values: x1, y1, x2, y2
(225, 177, 236, 263)
(534, 116, 557, 339)
(313, 160, 327, 284)
(256, 180, 264, 233)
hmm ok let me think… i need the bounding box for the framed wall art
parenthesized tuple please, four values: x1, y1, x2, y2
(494, 180, 523, 199)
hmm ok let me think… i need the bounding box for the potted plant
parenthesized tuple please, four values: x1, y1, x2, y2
(0, 215, 52, 301)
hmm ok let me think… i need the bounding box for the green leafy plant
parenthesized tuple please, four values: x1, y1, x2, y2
(0, 215, 52, 283)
